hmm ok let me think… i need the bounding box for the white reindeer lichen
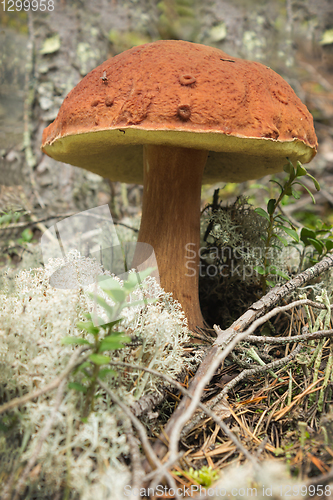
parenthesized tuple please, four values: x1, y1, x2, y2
(0, 252, 193, 499)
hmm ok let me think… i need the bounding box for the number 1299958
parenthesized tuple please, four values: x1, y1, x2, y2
(1, 0, 54, 11)
(278, 484, 331, 497)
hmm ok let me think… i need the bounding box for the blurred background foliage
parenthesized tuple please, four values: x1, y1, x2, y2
(0, 0, 333, 267)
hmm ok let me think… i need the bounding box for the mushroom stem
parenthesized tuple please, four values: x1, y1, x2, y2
(134, 144, 208, 331)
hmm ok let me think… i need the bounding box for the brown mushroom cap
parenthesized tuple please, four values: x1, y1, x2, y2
(42, 40, 317, 184)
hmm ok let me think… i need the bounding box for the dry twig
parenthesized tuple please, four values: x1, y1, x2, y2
(108, 360, 257, 467)
(97, 379, 183, 500)
(150, 254, 333, 466)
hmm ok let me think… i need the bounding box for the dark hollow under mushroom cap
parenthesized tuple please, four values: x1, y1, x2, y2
(42, 40, 317, 184)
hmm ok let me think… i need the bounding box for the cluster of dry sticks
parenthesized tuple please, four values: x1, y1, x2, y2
(1, 254, 333, 499)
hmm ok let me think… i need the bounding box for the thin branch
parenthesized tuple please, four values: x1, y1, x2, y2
(0, 212, 74, 230)
(109, 360, 258, 467)
(214, 298, 333, 346)
(215, 344, 301, 403)
(181, 344, 302, 440)
(247, 328, 333, 345)
(97, 379, 182, 499)
(150, 254, 333, 464)
(130, 389, 166, 418)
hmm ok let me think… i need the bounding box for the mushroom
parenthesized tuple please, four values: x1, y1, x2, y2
(41, 40, 317, 332)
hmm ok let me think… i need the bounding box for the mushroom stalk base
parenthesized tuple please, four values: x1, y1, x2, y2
(135, 144, 208, 332)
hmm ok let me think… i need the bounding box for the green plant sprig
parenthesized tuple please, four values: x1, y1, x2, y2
(174, 466, 220, 487)
(61, 268, 155, 419)
(299, 223, 333, 266)
(0, 210, 24, 228)
(254, 160, 320, 293)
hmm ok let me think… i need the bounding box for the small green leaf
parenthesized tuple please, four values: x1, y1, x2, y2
(124, 298, 156, 309)
(280, 226, 299, 242)
(76, 321, 100, 336)
(300, 228, 316, 246)
(275, 269, 290, 280)
(268, 266, 284, 276)
(68, 382, 87, 393)
(308, 238, 324, 254)
(268, 265, 276, 274)
(284, 186, 293, 196)
(98, 334, 131, 352)
(266, 280, 276, 287)
(254, 207, 270, 222)
(74, 361, 91, 373)
(123, 267, 156, 291)
(296, 162, 307, 177)
(124, 267, 156, 292)
(98, 368, 117, 380)
(274, 214, 291, 224)
(289, 167, 296, 182)
(89, 354, 111, 365)
(0, 213, 12, 226)
(271, 243, 283, 250)
(90, 314, 110, 327)
(122, 272, 141, 291)
(99, 319, 122, 330)
(20, 228, 33, 242)
(98, 276, 123, 292)
(326, 240, 333, 252)
(306, 173, 320, 191)
(88, 294, 115, 318)
(291, 189, 301, 199)
(136, 267, 156, 283)
(275, 234, 289, 246)
(107, 289, 127, 303)
(269, 179, 284, 192)
(283, 161, 292, 174)
(61, 337, 91, 346)
(104, 332, 126, 339)
(293, 182, 316, 204)
(254, 265, 265, 275)
(267, 199, 276, 215)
